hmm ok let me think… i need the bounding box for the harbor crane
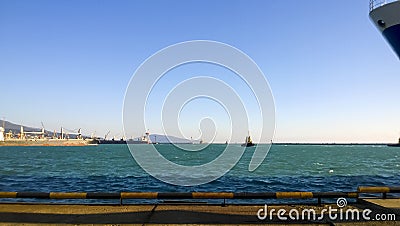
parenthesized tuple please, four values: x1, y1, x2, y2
(104, 131, 110, 140)
(61, 127, 83, 139)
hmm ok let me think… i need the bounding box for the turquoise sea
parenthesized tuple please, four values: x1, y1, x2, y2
(0, 144, 399, 203)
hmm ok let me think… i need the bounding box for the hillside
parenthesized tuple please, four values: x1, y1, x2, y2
(148, 134, 192, 144)
(1, 120, 43, 133)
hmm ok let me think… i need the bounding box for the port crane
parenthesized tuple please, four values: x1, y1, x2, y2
(104, 131, 110, 140)
(60, 127, 83, 139)
(19, 125, 45, 139)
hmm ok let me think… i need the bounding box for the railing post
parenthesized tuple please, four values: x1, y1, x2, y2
(222, 198, 226, 207)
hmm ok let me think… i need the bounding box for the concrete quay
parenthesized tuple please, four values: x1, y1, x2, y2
(0, 198, 399, 225)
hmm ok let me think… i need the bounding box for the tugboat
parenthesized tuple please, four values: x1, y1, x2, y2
(241, 133, 255, 147)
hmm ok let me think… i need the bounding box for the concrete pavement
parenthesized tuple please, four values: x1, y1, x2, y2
(0, 199, 399, 225)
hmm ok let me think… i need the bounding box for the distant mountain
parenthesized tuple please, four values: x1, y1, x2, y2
(1, 120, 42, 133)
(148, 134, 192, 144)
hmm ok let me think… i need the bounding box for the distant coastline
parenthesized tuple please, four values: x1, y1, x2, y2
(1, 120, 395, 146)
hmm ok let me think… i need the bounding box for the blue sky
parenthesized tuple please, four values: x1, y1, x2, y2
(1, 0, 399, 143)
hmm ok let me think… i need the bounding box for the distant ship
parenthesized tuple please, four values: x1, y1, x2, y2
(98, 131, 151, 144)
(369, 0, 400, 58)
(387, 137, 400, 147)
(0, 126, 98, 146)
(241, 134, 255, 147)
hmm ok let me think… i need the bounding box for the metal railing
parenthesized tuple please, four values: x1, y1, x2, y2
(370, 0, 398, 12)
(0, 186, 399, 205)
(358, 186, 400, 198)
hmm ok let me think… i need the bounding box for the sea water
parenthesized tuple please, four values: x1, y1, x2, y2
(0, 144, 398, 203)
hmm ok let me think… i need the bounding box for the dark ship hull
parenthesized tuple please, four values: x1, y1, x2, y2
(369, 0, 400, 58)
(241, 142, 255, 147)
(98, 140, 150, 144)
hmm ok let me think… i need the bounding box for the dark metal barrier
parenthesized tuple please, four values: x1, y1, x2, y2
(0, 186, 398, 205)
(358, 186, 400, 199)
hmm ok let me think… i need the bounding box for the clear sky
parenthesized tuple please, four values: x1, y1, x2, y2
(1, 0, 399, 143)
